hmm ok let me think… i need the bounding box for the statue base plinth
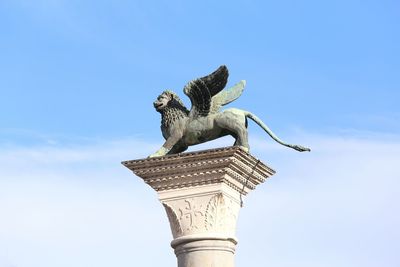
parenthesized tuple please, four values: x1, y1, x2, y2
(122, 147, 275, 267)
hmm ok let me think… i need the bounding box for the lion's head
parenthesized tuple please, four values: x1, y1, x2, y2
(153, 90, 188, 114)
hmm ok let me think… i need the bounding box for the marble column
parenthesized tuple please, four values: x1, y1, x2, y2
(122, 146, 275, 267)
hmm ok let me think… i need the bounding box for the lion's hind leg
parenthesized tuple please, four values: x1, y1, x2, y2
(216, 109, 249, 152)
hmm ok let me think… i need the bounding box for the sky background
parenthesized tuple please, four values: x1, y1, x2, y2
(0, 0, 399, 267)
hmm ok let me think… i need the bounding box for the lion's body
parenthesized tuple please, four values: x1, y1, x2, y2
(150, 94, 310, 158)
(165, 108, 248, 153)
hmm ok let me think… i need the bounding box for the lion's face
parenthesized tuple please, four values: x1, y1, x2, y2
(153, 93, 171, 112)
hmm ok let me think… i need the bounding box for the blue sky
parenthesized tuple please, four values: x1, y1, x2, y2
(0, 1, 399, 267)
(1, 0, 399, 142)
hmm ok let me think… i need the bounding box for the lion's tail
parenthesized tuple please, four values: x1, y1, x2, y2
(244, 111, 311, 152)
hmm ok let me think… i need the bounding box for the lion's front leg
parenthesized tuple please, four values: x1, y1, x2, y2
(148, 133, 183, 158)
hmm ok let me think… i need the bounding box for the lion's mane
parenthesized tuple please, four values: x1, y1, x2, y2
(160, 90, 189, 129)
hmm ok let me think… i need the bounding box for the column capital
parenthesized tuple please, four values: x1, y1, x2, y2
(122, 147, 275, 267)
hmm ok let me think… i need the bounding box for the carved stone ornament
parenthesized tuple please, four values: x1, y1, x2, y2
(178, 198, 204, 232)
(163, 203, 183, 238)
(205, 193, 238, 234)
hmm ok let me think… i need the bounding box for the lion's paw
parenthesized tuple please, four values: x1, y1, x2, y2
(148, 147, 169, 158)
(238, 145, 250, 153)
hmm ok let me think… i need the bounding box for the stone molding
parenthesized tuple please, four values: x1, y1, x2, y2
(122, 146, 275, 195)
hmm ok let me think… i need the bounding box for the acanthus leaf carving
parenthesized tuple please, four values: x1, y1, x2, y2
(205, 193, 237, 233)
(163, 203, 183, 238)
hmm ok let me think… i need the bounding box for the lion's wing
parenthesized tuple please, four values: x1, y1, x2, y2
(210, 80, 246, 113)
(183, 65, 229, 118)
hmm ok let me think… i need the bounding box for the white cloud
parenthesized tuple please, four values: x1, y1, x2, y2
(0, 133, 399, 267)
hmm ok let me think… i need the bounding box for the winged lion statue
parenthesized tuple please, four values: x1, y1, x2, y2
(149, 65, 310, 158)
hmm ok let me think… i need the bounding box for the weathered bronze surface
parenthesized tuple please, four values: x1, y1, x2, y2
(149, 65, 310, 158)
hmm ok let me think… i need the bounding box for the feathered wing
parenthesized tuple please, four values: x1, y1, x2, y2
(210, 80, 246, 113)
(183, 65, 229, 118)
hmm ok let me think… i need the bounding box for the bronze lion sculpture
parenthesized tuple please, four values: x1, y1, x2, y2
(149, 65, 310, 158)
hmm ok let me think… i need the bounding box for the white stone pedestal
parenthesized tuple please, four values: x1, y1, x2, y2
(122, 147, 275, 267)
